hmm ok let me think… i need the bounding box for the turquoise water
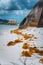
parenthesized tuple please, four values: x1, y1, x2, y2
(0, 25, 19, 30)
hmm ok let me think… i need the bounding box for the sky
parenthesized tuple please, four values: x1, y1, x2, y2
(0, 0, 38, 22)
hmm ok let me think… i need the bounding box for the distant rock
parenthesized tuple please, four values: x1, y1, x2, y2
(0, 19, 18, 25)
(19, 0, 43, 29)
(7, 20, 18, 25)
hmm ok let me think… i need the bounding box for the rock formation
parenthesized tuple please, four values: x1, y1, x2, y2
(0, 19, 18, 25)
(7, 20, 18, 25)
(19, 0, 43, 29)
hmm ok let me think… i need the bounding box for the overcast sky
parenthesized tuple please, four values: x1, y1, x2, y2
(0, 0, 38, 22)
(0, 0, 38, 10)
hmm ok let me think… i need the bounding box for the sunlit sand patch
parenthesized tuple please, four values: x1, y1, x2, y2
(39, 58, 43, 63)
(30, 47, 43, 56)
(7, 41, 16, 46)
(7, 39, 22, 46)
(10, 28, 23, 35)
(21, 43, 34, 57)
(22, 43, 30, 49)
(23, 34, 37, 40)
(21, 51, 33, 57)
(23, 34, 32, 40)
(10, 28, 37, 41)
(21, 43, 43, 63)
(38, 50, 43, 56)
(21, 44, 35, 57)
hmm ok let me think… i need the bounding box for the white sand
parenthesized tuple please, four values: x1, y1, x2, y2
(0, 27, 43, 65)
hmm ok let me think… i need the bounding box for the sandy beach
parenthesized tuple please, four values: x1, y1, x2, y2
(0, 26, 43, 65)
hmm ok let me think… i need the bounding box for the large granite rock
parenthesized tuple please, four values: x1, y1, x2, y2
(19, 0, 43, 29)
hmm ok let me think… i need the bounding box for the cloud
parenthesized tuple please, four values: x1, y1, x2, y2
(0, 10, 31, 22)
(0, 0, 11, 9)
(0, 10, 30, 16)
(0, 10, 9, 15)
(14, 10, 30, 16)
(27, 0, 30, 3)
(0, 0, 38, 10)
(15, 2, 21, 9)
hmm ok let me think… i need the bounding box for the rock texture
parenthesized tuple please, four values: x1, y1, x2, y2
(0, 19, 18, 25)
(19, 0, 43, 29)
